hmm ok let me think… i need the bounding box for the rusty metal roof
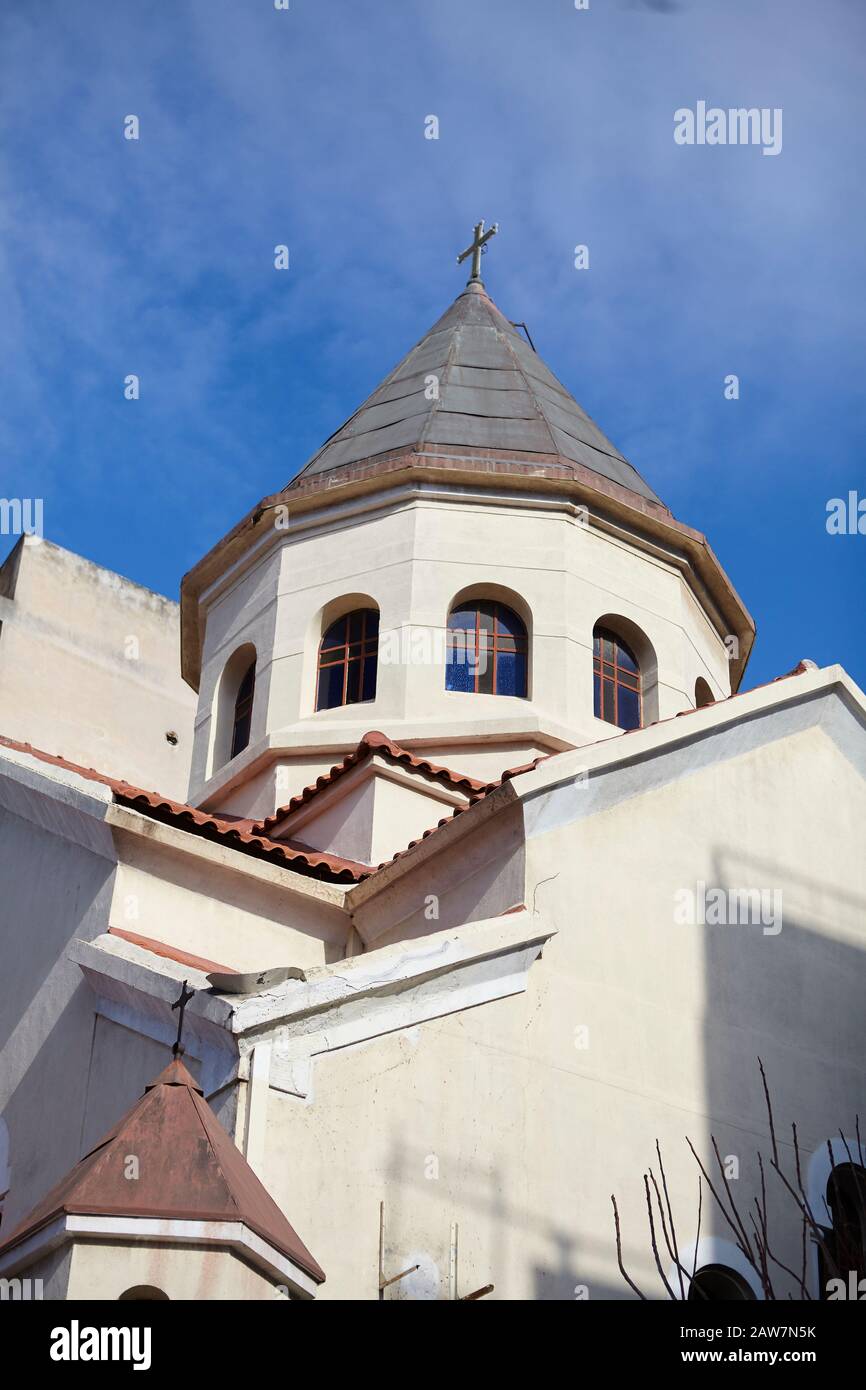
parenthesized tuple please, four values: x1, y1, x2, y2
(0, 1056, 325, 1283)
(289, 280, 662, 503)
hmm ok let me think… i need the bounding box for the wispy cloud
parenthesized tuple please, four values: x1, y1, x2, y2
(0, 0, 863, 684)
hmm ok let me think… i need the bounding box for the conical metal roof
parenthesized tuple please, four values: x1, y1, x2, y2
(290, 280, 661, 504)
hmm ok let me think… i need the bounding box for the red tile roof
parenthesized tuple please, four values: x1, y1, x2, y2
(0, 735, 372, 884)
(0, 1057, 325, 1283)
(0, 663, 814, 890)
(256, 730, 488, 836)
(368, 753, 551, 872)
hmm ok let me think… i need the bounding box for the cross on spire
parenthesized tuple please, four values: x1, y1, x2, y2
(171, 979, 195, 1058)
(457, 220, 499, 284)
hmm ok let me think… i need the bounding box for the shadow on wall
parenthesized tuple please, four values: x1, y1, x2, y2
(690, 841, 866, 1299)
(379, 1134, 624, 1300)
(0, 805, 115, 1231)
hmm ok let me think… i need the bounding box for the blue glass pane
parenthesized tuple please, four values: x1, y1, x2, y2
(366, 608, 379, 636)
(495, 605, 526, 640)
(317, 663, 344, 710)
(446, 651, 474, 691)
(477, 602, 495, 634)
(617, 686, 641, 730)
(593, 672, 602, 718)
(496, 650, 527, 697)
(617, 640, 639, 675)
(496, 651, 517, 695)
(321, 617, 347, 650)
(361, 653, 377, 701)
(449, 605, 476, 631)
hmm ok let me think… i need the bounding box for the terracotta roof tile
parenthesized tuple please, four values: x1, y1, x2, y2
(0, 663, 813, 891)
(255, 729, 488, 836)
(0, 734, 371, 884)
(370, 752, 552, 872)
(108, 926, 236, 975)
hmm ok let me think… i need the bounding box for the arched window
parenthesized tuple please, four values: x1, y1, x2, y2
(695, 677, 715, 709)
(593, 626, 642, 730)
(316, 608, 379, 711)
(446, 600, 528, 697)
(230, 659, 256, 759)
(119, 1285, 169, 1301)
(688, 1265, 756, 1301)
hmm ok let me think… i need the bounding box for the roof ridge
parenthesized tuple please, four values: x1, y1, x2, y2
(255, 729, 487, 837)
(496, 303, 560, 455)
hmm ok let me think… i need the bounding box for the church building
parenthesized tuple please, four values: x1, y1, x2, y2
(1, 229, 864, 1300)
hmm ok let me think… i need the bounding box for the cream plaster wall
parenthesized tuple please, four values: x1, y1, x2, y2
(66, 1239, 283, 1301)
(0, 538, 195, 798)
(189, 486, 736, 815)
(258, 711, 866, 1300)
(108, 823, 349, 973)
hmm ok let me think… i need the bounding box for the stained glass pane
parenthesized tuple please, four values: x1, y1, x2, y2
(496, 650, 517, 695)
(496, 650, 527, 697)
(446, 648, 474, 691)
(449, 605, 476, 631)
(618, 686, 641, 730)
(617, 640, 639, 675)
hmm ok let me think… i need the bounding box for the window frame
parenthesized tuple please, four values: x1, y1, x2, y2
(593, 626, 642, 730)
(230, 659, 256, 759)
(316, 607, 379, 712)
(446, 599, 528, 698)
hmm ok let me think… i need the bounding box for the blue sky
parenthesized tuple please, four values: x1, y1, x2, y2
(1, 0, 863, 689)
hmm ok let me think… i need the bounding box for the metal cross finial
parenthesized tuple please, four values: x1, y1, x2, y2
(457, 220, 499, 283)
(171, 979, 195, 1058)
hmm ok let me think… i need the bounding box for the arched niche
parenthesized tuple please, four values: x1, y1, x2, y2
(209, 641, 257, 774)
(695, 676, 715, 709)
